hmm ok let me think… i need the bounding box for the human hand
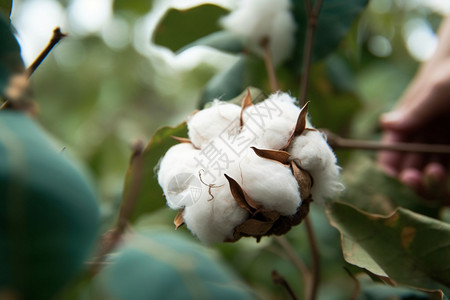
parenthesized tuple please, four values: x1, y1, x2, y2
(378, 59, 450, 203)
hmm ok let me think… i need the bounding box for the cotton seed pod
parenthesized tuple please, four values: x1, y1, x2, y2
(157, 91, 342, 244)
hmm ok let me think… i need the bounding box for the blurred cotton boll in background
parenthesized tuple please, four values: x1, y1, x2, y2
(220, 0, 296, 66)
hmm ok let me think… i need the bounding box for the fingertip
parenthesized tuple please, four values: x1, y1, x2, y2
(380, 111, 404, 128)
(424, 162, 447, 183)
(399, 168, 423, 190)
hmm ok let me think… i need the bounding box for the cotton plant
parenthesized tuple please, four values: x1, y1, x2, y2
(220, 0, 296, 66)
(157, 91, 343, 244)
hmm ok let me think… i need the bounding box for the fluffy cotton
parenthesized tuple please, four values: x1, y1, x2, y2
(239, 150, 301, 215)
(157, 92, 342, 244)
(220, 0, 296, 66)
(157, 143, 202, 209)
(242, 92, 304, 149)
(288, 131, 344, 202)
(188, 100, 241, 149)
(182, 179, 248, 245)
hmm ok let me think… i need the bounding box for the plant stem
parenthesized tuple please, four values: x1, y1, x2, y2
(26, 27, 67, 78)
(305, 217, 320, 300)
(272, 270, 298, 300)
(274, 236, 311, 284)
(324, 130, 450, 154)
(344, 267, 360, 300)
(299, 0, 323, 105)
(89, 140, 144, 276)
(261, 37, 279, 93)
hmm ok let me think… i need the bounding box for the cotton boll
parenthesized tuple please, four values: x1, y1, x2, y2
(288, 131, 344, 202)
(220, 0, 296, 66)
(239, 150, 301, 215)
(183, 183, 248, 245)
(188, 101, 241, 148)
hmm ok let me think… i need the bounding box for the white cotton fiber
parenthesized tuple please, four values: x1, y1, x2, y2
(182, 182, 248, 245)
(157, 143, 202, 210)
(188, 101, 241, 149)
(242, 92, 300, 149)
(220, 0, 296, 66)
(240, 150, 301, 215)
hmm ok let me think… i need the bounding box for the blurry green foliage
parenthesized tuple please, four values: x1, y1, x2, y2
(0, 111, 99, 299)
(0, 0, 12, 17)
(153, 3, 229, 52)
(178, 30, 245, 55)
(113, 0, 153, 15)
(200, 55, 246, 106)
(290, 0, 369, 73)
(98, 229, 254, 300)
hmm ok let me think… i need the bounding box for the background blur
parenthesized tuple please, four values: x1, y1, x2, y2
(9, 0, 450, 298)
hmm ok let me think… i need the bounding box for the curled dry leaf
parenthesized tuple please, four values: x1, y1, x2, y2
(283, 101, 310, 150)
(240, 89, 253, 127)
(170, 136, 192, 144)
(251, 147, 291, 165)
(174, 209, 185, 229)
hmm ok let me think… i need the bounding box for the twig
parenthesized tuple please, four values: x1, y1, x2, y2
(89, 140, 145, 276)
(324, 130, 450, 154)
(261, 36, 279, 93)
(299, 0, 323, 105)
(274, 236, 311, 282)
(344, 267, 360, 300)
(272, 270, 298, 300)
(26, 27, 67, 78)
(305, 217, 320, 300)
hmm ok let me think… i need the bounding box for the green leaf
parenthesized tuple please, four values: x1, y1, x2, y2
(0, 111, 100, 300)
(199, 56, 246, 107)
(153, 4, 229, 52)
(291, 0, 369, 73)
(177, 30, 244, 55)
(122, 122, 188, 222)
(341, 156, 440, 218)
(99, 229, 255, 300)
(327, 201, 450, 293)
(0, 0, 12, 18)
(113, 0, 153, 15)
(357, 274, 445, 300)
(0, 14, 24, 97)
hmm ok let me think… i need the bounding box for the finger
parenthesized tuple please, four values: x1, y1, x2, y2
(399, 143, 426, 190)
(424, 161, 447, 183)
(377, 131, 407, 177)
(399, 168, 423, 190)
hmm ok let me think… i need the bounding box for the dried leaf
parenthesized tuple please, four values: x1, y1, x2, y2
(235, 219, 275, 236)
(240, 89, 253, 127)
(174, 210, 185, 229)
(171, 136, 192, 144)
(251, 147, 291, 165)
(224, 174, 254, 213)
(294, 101, 309, 136)
(256, 209, 281, 222)
(291, 161, 313, 200)
(282, 101, 310, 150)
